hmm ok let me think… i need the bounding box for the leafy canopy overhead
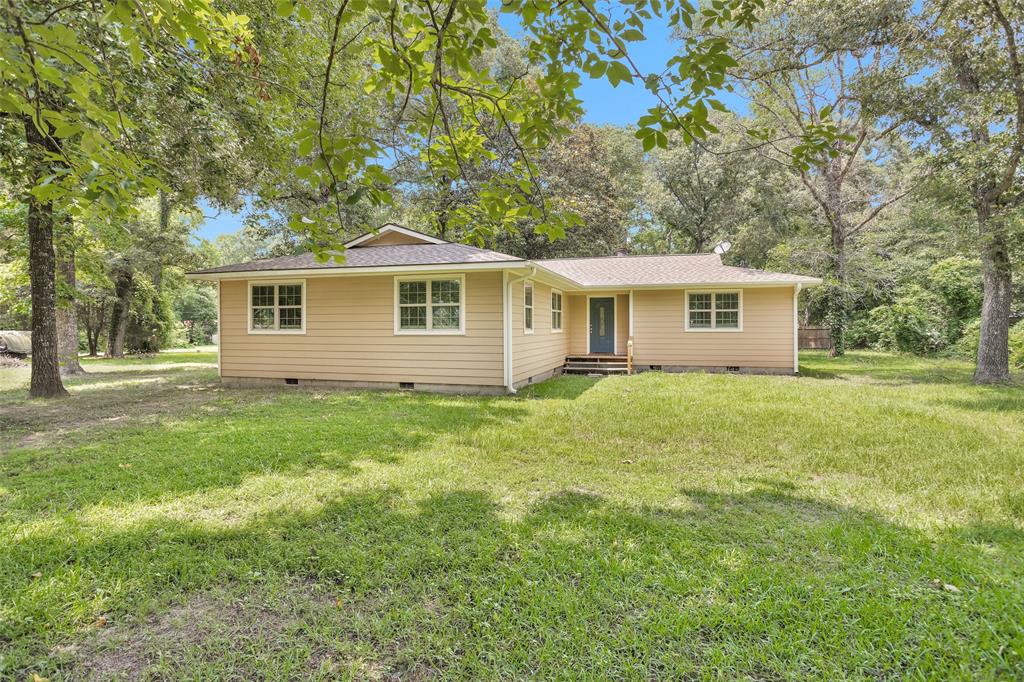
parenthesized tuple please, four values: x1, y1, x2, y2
(3, 0, 774, 252)
(0, 1, 254, 210)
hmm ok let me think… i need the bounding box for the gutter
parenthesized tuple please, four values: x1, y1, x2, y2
(503, 266, 536, 394)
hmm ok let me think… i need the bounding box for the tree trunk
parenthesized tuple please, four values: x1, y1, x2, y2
(86, 322, 99, 356)
(79, 297, 106, 356)
(107, 270, 133, 358)
(24, 119, 68, 398)
(974, 207, 1012, 383)
(56, 220, 84, 376)
(823, 160, 848, 358)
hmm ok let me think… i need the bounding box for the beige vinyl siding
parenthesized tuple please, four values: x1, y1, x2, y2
(220, 272, 504, 386)
(511, 280, 569, 384)
(616, 293, 629, 352)
(633, 286, 794, 368)
(567, 294, 587, 355)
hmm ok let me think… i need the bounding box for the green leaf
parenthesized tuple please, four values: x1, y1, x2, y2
(606, 61, 633, 87)
(276, 0, 294, 17)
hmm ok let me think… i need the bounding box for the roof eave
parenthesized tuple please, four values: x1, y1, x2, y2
(185, 259, 526, 280)
(566, 279, 823, 290)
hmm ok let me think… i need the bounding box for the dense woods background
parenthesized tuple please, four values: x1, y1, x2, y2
(2, 0, 1022, 395)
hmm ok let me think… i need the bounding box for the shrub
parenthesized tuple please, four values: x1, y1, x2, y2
(1011, 320, 1024, 369)
(126, 279, 175, 353)
(927, 256, 982, 321)
(869, 285, 947, 355)
(844, 317, 877, 349)
(950, 318, 1024, 369)
(950, 318, 981, 360)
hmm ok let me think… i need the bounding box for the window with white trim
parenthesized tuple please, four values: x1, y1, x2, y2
(524, 281, 534, 333)
(249, 282, 304, 332)
(396, 277, 463, 333)
(687, 291, 741, 330)
(550, 290, 562, 331)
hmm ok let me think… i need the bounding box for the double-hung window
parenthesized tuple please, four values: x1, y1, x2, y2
(550, 290, 563, 332)
(249, 281, 304, 333)
(686, 291, 742, 331)
(395, 276, 464, 334)
(524, 281, 534, 333)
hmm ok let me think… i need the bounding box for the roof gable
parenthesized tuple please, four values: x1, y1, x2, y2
(345, 224, 446, 248)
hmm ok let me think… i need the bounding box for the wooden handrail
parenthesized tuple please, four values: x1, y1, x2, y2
(626, 338, 633, 375)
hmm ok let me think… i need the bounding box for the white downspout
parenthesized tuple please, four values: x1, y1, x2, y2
(504, 266, 536, 394)
(793, 283, 802, 375)
(216, 279, 222, 378)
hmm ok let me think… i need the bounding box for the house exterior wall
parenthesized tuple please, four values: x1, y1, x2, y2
(511, 279, 570, 385)
(632, 286, 795, 370)
(567, 294, 587, 355)
(219, 271, 504, 387)
(217, 275, 797, 392)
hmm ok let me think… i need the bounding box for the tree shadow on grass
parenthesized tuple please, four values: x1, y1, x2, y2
(932, 390, 1024, 414)
(4, 481, 1022, 679)
(514, 374, 600, 400)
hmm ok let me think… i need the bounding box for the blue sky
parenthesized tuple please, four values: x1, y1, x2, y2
(195, 11, 741, 240)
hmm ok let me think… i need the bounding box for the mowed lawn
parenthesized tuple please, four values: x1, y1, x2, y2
(0, 352, 1022, 680)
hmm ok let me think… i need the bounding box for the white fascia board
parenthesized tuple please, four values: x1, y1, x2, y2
(569, 279, 823, 290)
(186, 260, 524, 281)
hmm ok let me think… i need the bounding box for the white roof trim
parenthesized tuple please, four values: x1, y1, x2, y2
(343, 224, 446, 248)
(186, 260, 527, 281)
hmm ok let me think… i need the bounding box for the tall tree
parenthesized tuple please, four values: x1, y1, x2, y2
(0, 1, 252, 396)
(648, 118, 757, 253)
(711, 0, 915, 356)
(892, 0, 1024, 382)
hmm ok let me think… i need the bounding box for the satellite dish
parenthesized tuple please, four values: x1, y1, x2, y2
(713, 240, 732, 255)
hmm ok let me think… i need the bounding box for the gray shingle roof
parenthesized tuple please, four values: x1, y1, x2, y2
(535, 254, 822, 287)
(189, 240, 820, 288)
(190, 242, 523, 275)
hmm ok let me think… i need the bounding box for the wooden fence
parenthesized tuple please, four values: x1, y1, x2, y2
(798, 326, 831, 350)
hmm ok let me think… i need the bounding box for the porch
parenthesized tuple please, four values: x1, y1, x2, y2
(562, 291, 633, 376)
(562, 353, 630, 376)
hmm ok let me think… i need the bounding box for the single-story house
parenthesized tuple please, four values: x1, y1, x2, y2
(187, 224, 821, 394)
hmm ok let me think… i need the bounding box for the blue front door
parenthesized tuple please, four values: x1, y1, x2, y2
(589, 297, 615, 353)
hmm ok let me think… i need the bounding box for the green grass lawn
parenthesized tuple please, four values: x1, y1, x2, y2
(1, 351, 1022, 679)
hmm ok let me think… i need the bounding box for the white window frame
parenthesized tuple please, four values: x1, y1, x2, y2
(523, 280, 534, 334)
(550, 288, 563, 333)
(684, 289, 743, 332)
(247, 279, 306, 334)
(393, 274, 466, 335)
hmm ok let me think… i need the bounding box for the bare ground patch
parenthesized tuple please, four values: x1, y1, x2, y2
(1, 368, 230, 451)
(64, 581, 338, 680)
(56, 581, 444, 681)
